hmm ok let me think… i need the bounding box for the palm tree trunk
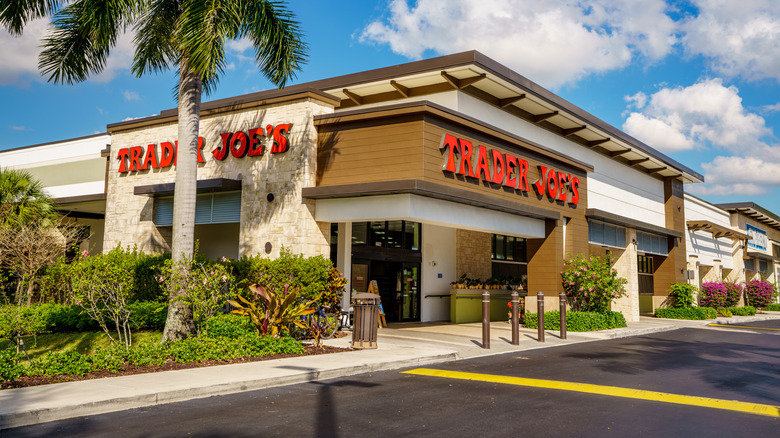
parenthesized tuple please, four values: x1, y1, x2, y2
(161, 59, 201, 342)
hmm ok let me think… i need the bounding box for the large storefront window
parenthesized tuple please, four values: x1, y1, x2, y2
(588, 221, 626, 248)
(491, 234, 527, 280)
(351, 221, 420, 251)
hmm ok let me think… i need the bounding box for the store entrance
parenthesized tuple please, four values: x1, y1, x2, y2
(351, 259, 421, 322)
(371, 261, 420, 322)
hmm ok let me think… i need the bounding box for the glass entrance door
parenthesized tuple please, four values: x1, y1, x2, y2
(400, 264, 420, 321)
(361, 260, 420, 322)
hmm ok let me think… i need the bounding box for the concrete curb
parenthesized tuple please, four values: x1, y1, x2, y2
(0, 350, 457, 430)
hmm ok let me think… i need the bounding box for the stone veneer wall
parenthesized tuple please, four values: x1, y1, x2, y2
(104, 97, 334, 259)
(455, 229, 492, 280)
(589, 227, 640, 322)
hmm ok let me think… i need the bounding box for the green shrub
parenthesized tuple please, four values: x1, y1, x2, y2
(724, 306, 756, 316)
(718, 308, 733, 317)
(5, 334, 305, 381)
(667, 283, 695, 308)
(238, 248, 346, 310)
(128, 301, 168, 331)
(37, 248, 170, 305)
(204, 313, 254, 338)
(655, 307, 716, 320)
(0, 304, 47, 340)
(561, 254, 628, 313)
(764, 303, 780, 311)
(36, 302, 97, 332)
(0, 347, 24, 381)
(523, 310, 626, 331)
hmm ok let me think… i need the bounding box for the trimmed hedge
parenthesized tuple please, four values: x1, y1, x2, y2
(523, 310, 627, 331)
(0, 302, 168, 337)
(724, 306, 756, 316)
(764, 303, 780, 311)
(655, 306, 716, 320)
(2, 334, 304, 381)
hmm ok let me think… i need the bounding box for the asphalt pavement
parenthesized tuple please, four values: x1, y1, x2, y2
(1, 312, 779, 431)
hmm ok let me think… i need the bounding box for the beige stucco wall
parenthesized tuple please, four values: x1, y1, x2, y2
(589, 228, 639, 322)
(104, 97, 334, 259)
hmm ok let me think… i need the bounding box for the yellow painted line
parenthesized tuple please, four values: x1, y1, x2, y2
(708, 324, 780, 331)
(402, 368, 780, 418)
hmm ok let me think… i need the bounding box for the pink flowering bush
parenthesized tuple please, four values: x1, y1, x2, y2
(699, 282, 742, 308)
(744, 279, 773, 308)
(561, 254, 628, 312)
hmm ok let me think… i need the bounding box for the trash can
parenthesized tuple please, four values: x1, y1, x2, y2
(351, 292, 380, 349)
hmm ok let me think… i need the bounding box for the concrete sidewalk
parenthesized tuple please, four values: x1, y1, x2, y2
(2, 313, 779, 429)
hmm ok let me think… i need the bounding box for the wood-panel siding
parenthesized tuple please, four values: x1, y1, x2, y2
(316, 117, 425, 186)
(316, 108, 591, 299)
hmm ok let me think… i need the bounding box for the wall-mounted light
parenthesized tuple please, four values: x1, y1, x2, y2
(632, 238, 638, 245)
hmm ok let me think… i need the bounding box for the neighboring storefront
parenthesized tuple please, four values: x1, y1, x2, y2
(0, 133, 109, 254)
(4, 51, 722, 322)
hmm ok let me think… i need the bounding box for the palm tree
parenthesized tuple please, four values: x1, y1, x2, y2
(0, 167, 57, 227)
(2, 0, 307, 341)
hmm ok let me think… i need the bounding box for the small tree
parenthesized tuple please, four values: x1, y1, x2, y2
(561, 254, 628, 312)
(0, 220, 83, 305)
(160, 256, 237, 335)
(70, 247, 135, 347)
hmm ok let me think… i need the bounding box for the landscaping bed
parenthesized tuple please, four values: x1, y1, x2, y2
(1, 343, 349, 390)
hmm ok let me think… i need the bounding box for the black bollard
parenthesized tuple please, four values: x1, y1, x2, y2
(511, 290, 519, 345)
(482, 291, 490, 349)
(559, 291, 567, 340)
(537, 291, 545, 343)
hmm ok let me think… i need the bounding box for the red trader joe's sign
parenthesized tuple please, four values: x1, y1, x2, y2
(116, 123, 292, 173)
(439, 134, 580, 205)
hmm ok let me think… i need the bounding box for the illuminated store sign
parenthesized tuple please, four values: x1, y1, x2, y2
(116, 123, 292, 173)
(439, 134, 580, 205)
(746, 224, 767, 251)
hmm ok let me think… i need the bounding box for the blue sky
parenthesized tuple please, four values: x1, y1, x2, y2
(1, 0, 779, 214)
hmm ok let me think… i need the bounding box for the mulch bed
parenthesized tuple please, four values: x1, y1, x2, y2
(1, 344, 350, 391)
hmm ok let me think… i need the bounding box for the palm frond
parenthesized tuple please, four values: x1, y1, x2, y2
(132, 0, 180, 77)
(1, 0, 63, 35)
(240, 0, 307, 87)
(38, 0, 138, 84)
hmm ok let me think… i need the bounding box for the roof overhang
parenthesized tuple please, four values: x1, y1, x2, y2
(586, 208, 683, 238)
(317, 51, 702, 184)
(686, 220, 750, 241)
(715, 202, 780, 232)
(134, 178, 242, 196)
(746, 250, 776, 262)
(303, 179, 561, 222)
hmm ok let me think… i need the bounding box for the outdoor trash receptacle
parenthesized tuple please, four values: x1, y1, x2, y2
(351, 292, 380, 349)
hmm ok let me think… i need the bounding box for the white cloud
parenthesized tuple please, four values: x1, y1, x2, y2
(624, 92, 648, 110)
(682, 0, 780, 82)
(687, 183, 769, 196)
(10, 125, 27, 131)
(122, 90, 140, 101)
(0, 18, 48, 86)
(0, 18, 135, 86)
(701, 155, 780, 186)
(623, 112, 694, 151)
(622, 78, 771, 153)
(763, 103, 780, 113)
(360, 0, 677, 88)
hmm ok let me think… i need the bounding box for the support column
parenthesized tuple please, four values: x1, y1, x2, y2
(337, 222, 352, 310)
